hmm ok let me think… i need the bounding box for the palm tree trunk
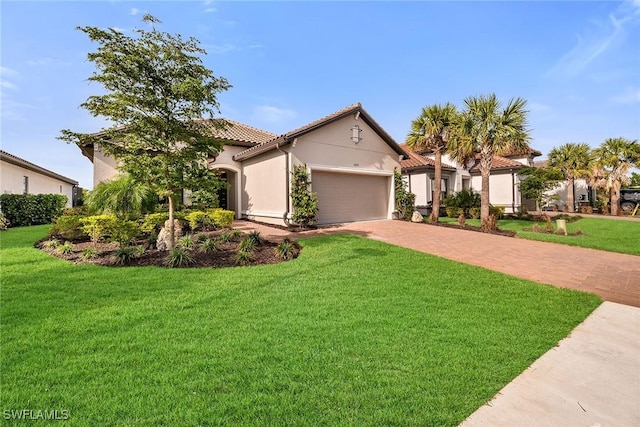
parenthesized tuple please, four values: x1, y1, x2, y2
(567, 176, 575, 213)
(611, 181, 621, 216)
(430, 150, 442, 223)
(481, 167, 490, 226)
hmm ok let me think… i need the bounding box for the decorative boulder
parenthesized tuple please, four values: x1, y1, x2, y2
(157, 219, 184, 251)
(411, 211, 424, 223)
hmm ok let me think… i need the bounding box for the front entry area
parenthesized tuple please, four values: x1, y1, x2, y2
(311, 171, 390, 225)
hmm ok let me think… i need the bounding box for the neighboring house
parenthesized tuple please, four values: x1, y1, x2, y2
(78, 103, 407, 226)
(534, 160, 596, 210)
(0, 150, 78, 208)
(400, 146, 542, 214)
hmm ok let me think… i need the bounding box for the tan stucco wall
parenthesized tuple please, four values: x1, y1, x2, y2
(291, 116, 401, 172)
(1, 160, 74, 207)
(93, 144, 119, 187)
(241, 148, 288, 225)
(408, 172, 430, 207)
(545, 179, 592, 208)
(470, 172, 522, 213)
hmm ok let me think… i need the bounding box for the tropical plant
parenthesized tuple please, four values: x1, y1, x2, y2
(178, 234, 195, 248)
(393, 169, 415, 220)
(57, 241, 74, 255)
(442, 189, 481, 215)
(235, 250, 254, 266)
(290, 165, 319, 227)
(109, 219, 141, 247)
(85, 174, 157, 219)
(590, 138, 640, 216)
(199, 238, 219, 253)
(547, 143, 592, 212)
(48, 215, 86, 240)
(518, 166, 564, 211)
(451, 94, 531, 230)
(112, 246, 139, 265)
(247, 230, 262, 245)
(406, 103, 458, 222)
(627, 172, 640, 188)
(165, 247, 195, 268)
(238, 237, 257, 253)
(219, 231, 233, 243)
(275, 238, 297, 260)
(42, 239, 60, 249)
(81, 248, 99, 260)
(59, 14, 231, 250)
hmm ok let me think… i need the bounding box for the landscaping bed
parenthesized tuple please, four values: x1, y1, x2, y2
(37, 228, 300, 268)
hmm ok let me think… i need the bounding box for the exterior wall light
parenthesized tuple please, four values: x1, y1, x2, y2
(351, 125, 362, 144)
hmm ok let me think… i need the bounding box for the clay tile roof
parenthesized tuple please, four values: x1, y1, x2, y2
(233, 103, 406, 161)
(202, 119, 276, 146)
(399, 144, 457, 172)
(469, 155, 524, 173)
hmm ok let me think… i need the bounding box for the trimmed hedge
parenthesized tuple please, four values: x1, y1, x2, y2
(0, 194, 67, 227)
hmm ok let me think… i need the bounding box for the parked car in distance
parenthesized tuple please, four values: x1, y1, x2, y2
(620, 188, 640, 213)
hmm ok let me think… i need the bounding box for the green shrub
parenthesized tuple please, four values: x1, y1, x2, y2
(80, 214, 116, 246)
(238, 237, 257, 253)
(0, 193, 67, 227)
(230, 229, 242, 240)
(219, 232, 232, 243)
(178, 234, 195, 248)
(468, 207, 481, 219)
(185, 211, 217, 231)
(199, 238, 219, 253)
(291, 165, 319, 226)
(109, 219, 141, 247)
(165, 247, 195, 268)
(247, 230, 262, 245)
(489, 205, 505, 219)
(42, 239, 60, 249)
(235, 250, 254, 266)
(394, 169, 415, 221)
(208, 209, 234, 228)
(140, 212, 169, 233)
(445, 207, 462, 218)
(112, 246, 139, 265)
(57, 241, 74, 255)
(81, 248, 99, 260)
(275, 238, 297, 260)
(196, 233, 208, 243)
(146, 232, 158, 249)
(49, 215, 86, 240)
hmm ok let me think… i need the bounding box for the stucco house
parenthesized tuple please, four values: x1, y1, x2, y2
(400, 146, 542, 214)
(1, 150, 78, 208)
(79, 103, 407, 226)
(533, 160, 596, 210)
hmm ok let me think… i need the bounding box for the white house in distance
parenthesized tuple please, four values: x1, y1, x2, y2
(534, 160, 595, 210)
(400, 146, 542, 214)
(78, 103, 407, 226)
(1, 150, 78, 208)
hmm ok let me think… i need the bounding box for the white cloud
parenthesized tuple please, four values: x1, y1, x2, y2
(129, 8, 140, 16)
(547, 1, 640, 78)
(248, 44, 264, 49)
(0, 66, 18, 77)
(204, 7, 216, 13)
(253, 105, 297, 124)
(0, 81, 17, 90)
(528, 102, 552, 113)
(0, 67, 19, 91)
(207, 43, 236, 54)
(611, 87, 640, 104)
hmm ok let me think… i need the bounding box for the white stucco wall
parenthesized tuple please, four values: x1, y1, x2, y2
(544, 178, 592, 209)
(470, 172, 522, 213)
(241, 148, 289, 226)
(1, 160, 75, 207)
(93, 145, 120, 187)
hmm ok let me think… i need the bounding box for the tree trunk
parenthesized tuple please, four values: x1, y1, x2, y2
(567, 176, 575, 213)
(168, 193, 175, 250)
(610, 181, 621, 216)
(481, 167, 491, 226)
(430, 150, 442, 223)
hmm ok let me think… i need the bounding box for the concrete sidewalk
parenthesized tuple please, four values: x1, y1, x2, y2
(460, 302, 640, 427)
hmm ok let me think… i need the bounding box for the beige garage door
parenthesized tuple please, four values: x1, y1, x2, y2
(311, 171, 390, 224)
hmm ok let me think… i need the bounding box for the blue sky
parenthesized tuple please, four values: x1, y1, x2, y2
(2, 0, 639, 189)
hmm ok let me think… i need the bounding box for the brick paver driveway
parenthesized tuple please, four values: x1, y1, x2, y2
(234, 219, 640, 307)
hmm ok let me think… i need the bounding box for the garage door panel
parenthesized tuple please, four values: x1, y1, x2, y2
(312, 171, 389, 224)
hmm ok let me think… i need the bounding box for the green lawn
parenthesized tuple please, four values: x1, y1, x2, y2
(440, 216, 640, 256)
(1, 225, 601, 426)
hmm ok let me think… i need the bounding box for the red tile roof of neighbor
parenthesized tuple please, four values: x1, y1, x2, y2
(399, 144, 457, 171)
(469, 155, 526, 173)
(233, 103, 407, 161)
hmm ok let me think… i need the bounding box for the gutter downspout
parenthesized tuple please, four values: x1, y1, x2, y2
(275, 141, 291, 225)
(511, 169, 516, 213)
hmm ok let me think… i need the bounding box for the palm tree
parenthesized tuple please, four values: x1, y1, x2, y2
(451, 94, 531, 229)
(406, 103, 458, 222)
(86, 174, 157, 219)
(547, 143, 592, 212)
(591, 137, 640, 216)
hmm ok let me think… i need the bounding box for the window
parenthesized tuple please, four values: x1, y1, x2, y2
(60, 185, 63, 193)
(23, 176, 29, 194)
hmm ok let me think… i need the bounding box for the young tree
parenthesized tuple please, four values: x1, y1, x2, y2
(591, 137, 640, 216)
(406, 103, 458, 223)
(451, 94, 531, 230)
(518, 167, 564, 211)
(59, 14, 231, 249)
(547, 143, 592, 212)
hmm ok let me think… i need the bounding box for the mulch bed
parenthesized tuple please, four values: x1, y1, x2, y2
(36, 228, 300, 268)
(421, 220, 517, 237)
